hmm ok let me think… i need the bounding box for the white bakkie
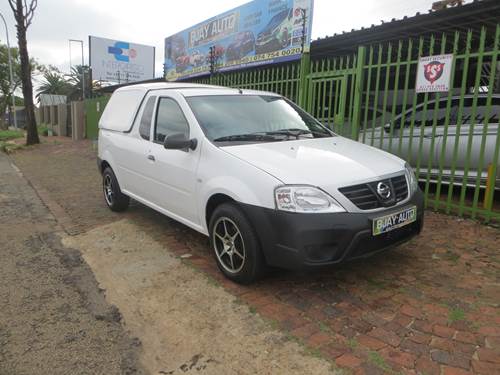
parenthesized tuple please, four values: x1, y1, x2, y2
(98, 82, 424, 284)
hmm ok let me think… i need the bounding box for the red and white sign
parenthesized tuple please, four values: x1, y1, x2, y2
(416, 54, 453, 93)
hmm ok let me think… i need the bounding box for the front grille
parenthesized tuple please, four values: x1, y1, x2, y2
(392, 175, 409, 202)
(339, 175, 408, 210)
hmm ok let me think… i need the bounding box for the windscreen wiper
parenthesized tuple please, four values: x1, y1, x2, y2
(263, 128, 330, 138)
(213, 133, 280, 142)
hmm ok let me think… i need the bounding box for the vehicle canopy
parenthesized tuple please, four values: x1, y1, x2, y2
(98, 82, 219, 132)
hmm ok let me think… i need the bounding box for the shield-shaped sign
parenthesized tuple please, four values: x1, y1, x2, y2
(424, 61, 445, 84)
(416, 54, 453, 93)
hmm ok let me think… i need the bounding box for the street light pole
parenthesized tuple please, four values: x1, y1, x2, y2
(0, 11, 17, 129)
(69, 39, 85, 100)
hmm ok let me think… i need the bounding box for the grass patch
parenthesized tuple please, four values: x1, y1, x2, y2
(0, 141, 25, 154)
(38, 125, 49, 136)
(347, 338, 358, 349)
(448, 308, 465, 323)
(444, 251, 460, 263)
(318, 321, 329, 332)
(0, 130, 23, 142)
(368, 351, 393, 373)
(304, 346, 324, 360)
(366, 278, 387, 289)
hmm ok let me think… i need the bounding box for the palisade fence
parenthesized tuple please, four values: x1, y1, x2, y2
(189, 25, 500, 223)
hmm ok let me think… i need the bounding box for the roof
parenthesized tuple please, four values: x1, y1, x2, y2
(311, 0, 500, 58)
(39, 94, 67, 106)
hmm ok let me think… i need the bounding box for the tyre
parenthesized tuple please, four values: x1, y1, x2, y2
(209, 203, 266, 284)
(102, 167, 130, 212)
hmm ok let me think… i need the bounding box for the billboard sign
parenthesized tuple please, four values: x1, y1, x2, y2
(89, 36, 155, 83)
(164, 0, 314, 81)
(416, 54, 454, 93)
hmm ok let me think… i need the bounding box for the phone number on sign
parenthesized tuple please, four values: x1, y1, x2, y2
(236, 48, 302, 64)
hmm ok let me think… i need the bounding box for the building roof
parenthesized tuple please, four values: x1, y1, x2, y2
(39, 94, 67, 106)
(311, 0, 500, 58)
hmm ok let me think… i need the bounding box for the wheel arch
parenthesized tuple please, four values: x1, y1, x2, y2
(99, 159, 112, 174)
(205, 193, 235, 229)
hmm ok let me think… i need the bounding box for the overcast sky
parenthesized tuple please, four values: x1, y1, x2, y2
(0, 0, 440, 80)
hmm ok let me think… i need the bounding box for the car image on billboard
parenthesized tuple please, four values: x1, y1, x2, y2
(226, 31, 256, 62)
(255, 8, 293, 54)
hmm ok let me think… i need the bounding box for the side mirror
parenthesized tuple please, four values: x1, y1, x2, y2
(163, 133, 197, 151)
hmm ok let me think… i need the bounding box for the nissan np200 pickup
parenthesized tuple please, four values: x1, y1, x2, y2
(98, 82, 424, 284)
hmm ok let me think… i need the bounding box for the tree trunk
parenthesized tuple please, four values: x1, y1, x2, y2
(0, 102, 7, 130)
(13, 0, 39, 145)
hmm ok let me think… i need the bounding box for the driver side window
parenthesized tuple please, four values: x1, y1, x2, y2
(154, 98, 190, 143)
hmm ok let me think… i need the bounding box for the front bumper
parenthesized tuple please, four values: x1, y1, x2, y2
(239, 190, 424, 270)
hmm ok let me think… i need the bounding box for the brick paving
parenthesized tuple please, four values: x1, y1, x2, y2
(10, 137, 500, 374)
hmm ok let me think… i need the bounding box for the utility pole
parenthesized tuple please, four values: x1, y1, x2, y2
(208, 46, 217, 85)
(0, 11, 17, 129)
(300, 8, 307, 54)
(209, 46, 216, 75)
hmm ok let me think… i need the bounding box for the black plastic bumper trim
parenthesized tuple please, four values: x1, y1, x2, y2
(238, 190, 424, 270)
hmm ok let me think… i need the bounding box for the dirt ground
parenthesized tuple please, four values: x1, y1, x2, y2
(63, 220, 335, 375)
(0, 152, 144, 375)
(7, 137, 500, 374)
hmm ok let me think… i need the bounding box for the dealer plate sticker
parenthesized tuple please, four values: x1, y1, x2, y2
(372, 206, 417, 236)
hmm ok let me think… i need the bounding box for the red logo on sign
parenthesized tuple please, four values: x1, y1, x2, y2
(129, 48, 137, 59)
(424, 61, 445, 84)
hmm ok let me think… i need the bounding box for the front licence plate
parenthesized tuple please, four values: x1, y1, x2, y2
(372, 206, 417, 236)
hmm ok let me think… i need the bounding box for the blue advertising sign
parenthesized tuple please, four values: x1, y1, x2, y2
(164, 0, 314, 81)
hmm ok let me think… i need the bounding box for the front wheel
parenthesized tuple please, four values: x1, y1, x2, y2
(209, 203, 266, 284)
(102, 167, 130, 212)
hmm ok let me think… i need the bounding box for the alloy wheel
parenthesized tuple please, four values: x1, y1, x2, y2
(213, 217, 246, 273)
(103, 174, 114, 206)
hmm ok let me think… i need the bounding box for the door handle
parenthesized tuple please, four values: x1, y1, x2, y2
(147, 155, 155, 161)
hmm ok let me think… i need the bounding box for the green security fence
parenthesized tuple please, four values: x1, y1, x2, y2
(188, 25, 500, 223)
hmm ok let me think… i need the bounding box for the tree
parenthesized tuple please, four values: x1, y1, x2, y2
(0, 43, 21, 130)
(8, 0, 39, 145)
(36, 69, 71, 100)
(67, 65, 97, 100)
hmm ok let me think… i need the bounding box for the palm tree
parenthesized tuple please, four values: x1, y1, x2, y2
(36, 71, 71, 101)
(66, 65, 100, 100)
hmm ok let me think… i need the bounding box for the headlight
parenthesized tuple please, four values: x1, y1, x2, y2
(275, 186, 345, 213)
(405, 163, 418, 196)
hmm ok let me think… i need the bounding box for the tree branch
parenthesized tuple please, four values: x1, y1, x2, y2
(7, 0, 16, 15)
(24, 0, 37, 28)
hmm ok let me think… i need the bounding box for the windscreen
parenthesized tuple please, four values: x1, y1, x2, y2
(185, 95, 334, 142)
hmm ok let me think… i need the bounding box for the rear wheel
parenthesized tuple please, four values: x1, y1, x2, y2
(209, 203, 266, 284)
(102, 167, 130, 212)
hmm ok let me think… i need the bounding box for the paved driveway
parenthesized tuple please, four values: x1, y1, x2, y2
(11, 137, 500, 374)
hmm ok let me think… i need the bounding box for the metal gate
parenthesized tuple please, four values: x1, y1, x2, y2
(306, 55, 359, 138)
